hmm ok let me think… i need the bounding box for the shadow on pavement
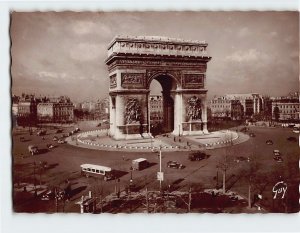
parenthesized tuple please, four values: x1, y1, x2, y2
(113, 170, 128, 179)
(46, 163, 59, 170)
(70, 185, 87, 198)
(38, 148, 49, 155)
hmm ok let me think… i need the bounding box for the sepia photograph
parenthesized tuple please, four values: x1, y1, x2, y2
(10, 10, 299, 214)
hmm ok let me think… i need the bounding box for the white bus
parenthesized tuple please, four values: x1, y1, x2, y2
(80, 164, 115, 181)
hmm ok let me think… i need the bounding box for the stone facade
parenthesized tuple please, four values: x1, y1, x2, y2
(106, 36, 211, 140)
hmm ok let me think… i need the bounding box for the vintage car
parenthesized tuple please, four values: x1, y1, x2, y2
(167, 161, 184, 169)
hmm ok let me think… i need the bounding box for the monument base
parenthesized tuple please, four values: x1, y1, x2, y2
(112, 132, 153, 140)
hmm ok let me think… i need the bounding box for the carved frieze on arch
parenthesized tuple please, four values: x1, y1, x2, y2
(186, 96, 202, 121)
(146, 70, 182, 89)
(121, 73, 145, 89)
(124, 98, 142, 124)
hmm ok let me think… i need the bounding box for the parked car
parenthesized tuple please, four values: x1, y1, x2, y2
(56, 129, 63, 133)
(266, 140, 273, 145)
(74, 127, 80, 133)
(274, 156, 283, 163)
(53, 136, 59, 141)
(189, 151, 208, 161)
(287, 136, 297, 142)
(167, 161, 184, 169)
(19, 136, 25, 142)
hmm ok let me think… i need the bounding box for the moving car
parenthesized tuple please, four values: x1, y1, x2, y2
(274, 156, 283, 163)
(189, 151, 208, 161)
(287, 136, 297, 142)
(47, 143, 55, 149)
(234, 156, 250, 163)
(167, 161, 184, 169)
(273, 149, 281, 156)
(28, 145, 39, 155)
(266, 140, 273, 145)
(37, 130, 46, 136)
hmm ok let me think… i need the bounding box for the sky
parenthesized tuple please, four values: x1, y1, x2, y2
(10, 11, 299, 102)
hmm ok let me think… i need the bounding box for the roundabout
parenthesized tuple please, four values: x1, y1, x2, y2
(67, 129, 250, 152)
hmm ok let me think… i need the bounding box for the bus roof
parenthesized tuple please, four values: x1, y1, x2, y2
(80, 164, 112, 172)
(133, 158, 147, 163)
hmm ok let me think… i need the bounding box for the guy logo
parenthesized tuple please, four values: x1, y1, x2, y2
(272, 181, 287, 199)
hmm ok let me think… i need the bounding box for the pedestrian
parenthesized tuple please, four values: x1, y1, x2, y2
(122, 155, 125, 160)
(173, 137, 176, 142)
(179, 138, 181, 143)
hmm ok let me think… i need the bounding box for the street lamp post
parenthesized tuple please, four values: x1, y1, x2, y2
(33, 161, 37, 197)
(159, 146, 162, 190)
(130, 166, 133, 181)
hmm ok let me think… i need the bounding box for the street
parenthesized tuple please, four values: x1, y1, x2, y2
(12, 125, 299, 213)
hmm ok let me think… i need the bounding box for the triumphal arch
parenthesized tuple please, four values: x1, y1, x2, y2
(106, 36, 211, 140)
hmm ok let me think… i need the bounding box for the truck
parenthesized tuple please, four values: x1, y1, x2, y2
(132, 158, 149, 171)
(28, 145, 39, 155)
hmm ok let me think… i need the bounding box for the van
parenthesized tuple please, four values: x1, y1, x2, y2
(80, 164, 114, 181)
(132, 158, 149, 171)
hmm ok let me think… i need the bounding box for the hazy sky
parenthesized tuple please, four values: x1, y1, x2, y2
(11, 11, 299, 102)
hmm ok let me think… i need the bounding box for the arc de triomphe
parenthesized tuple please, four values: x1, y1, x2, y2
(105, 36, 211, 140)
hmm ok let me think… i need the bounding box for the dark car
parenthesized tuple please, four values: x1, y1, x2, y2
(234, 156, 250, 163)
(56, 129, 63, 133)
(37, 130, 46, 136)
(167, 161, 184, 169)
(287, 136, 297, 142)
(189, 151, 208, 161)
(266, 140, 273, 145)
(274, 156, 283, 163)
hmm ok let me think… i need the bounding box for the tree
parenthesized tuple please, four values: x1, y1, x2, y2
(273, 105, 280, 122)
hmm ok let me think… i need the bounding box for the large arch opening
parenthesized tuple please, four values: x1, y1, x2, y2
(148, 74, 177, 136)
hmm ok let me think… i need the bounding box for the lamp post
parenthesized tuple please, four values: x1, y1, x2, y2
(159, 145, 162, 191)
(33, 161, 37, 197)
(129, 166, 133, 182)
